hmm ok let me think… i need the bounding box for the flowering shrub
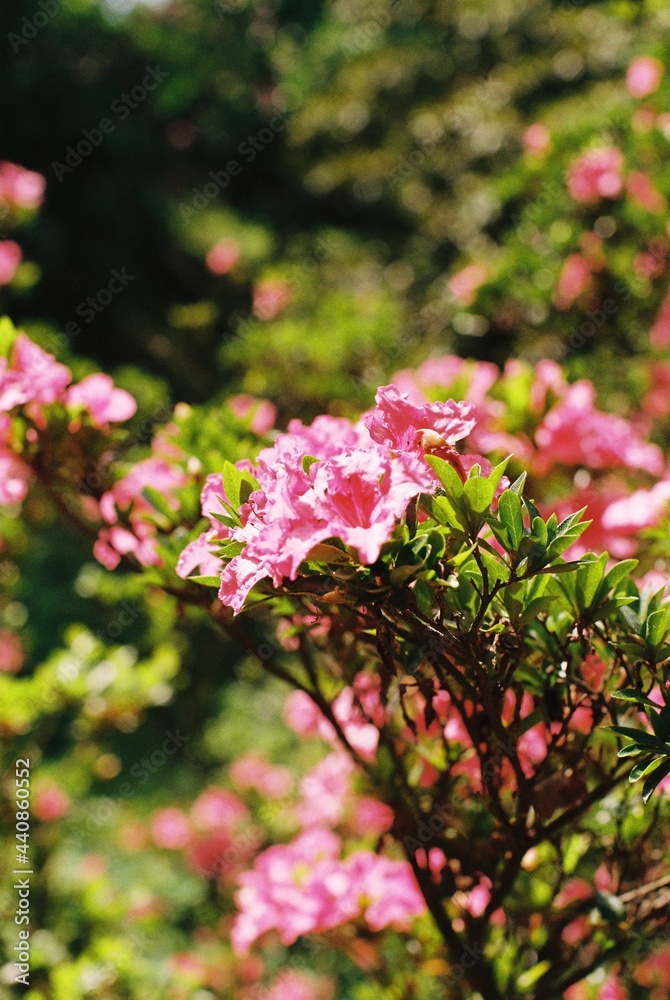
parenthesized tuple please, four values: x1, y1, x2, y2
(5, 321, 670, 998)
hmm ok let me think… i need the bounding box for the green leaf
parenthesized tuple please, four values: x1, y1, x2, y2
(630, 757, 666, 783)
(643, 759, 670, 802)
(302, 455, 319, 474)
(498, 490, 523, 551)
(611, 689, 660, 708)
(463, 476, 495, 515)
(425, 456, 464, 497)
(645, 609, 670, 648)
(187, 575, 221, 587)
(488, 456, 511, 492)
(306, 543, 353, 565)
(0, 316, 17, 357)
(510, 472, 527, 496)
(222, 461, 245, 510)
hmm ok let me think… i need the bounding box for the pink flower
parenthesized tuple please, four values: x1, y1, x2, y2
(0, 628, 23, 673)
(283, 689, 327, 737)
(231, 828, 425, 954)
(4, 334, 71, 413)
(534, 381, 663, 475)
(311, 446, 433, 564)
(364, 384, 476, 457)
(205, 238, 240, 275)
(523, 123, 550, 156)
(348, 797, 394, 837)
(191, 787, 249, 832)
(447, 263, 487, 306)
(456, 874, 492, 917)
(252, 278, 291, 321)
(627, 56, 664, 98)
(296, 752, 355, 827)
(650, 290, 670, 349)
(0, 161, 46, 210)
(552, 254, 592, 310)
(332, 685, 381, 762)
(0, 241, 22, 285)
(627, 171, 667, 214)
(228, 394, 277, 435)
(0, 451, 30, 505)
(266, 971, 319, 1000)
(597, 975, 628, 1000)
(67, 373, 137, 427)
(34, 782, 70, 822)
(150, 807, 192, 849)
(229, 754, 292, 799)
(567, 147, 624, 203)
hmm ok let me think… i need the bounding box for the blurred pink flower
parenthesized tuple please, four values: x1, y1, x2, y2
(0, 451, 30, 505)
(552, 254, 592, 310)
(34, 782, 70, 822)
(0, 162, 45, 210)
(150, 807, 192, 849)
(191, 787, 249, 831)
(650, 289, 670, 349)
(266, 971, 319, 1000)
(627, 56, 664, 98)
(229, 754, 292, 799)
(228, 393, 277, 435)
(348, 797, 394, 837)
(534, 381, 663, 474)
(0, 627, 23, 673)
(523, 123, 550, 156)
(567, 147, 624, 203)
(448, 263, 487, 306)
(252, 278, 291, 320)
(0, 241, 22, 285)
(206, 238, 240, 275)
(627, 171, 667, 214)
(296, 752, 354, 827)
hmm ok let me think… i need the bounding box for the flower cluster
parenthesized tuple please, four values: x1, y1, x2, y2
(231, 826, 426, 954)
(178, 386, 487, 612)
(0, 331, 136, 507)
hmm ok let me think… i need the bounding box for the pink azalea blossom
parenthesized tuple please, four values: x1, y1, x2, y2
(552, 254, 592, 310)
(266, 971, 320, 1000)
(364, 384, 476, 458)
(627, 171, 667, 214)
(523, 123, 550, 156)
(0, 161, 46, 211)
(0, 451, 30, 505)
(252, 278, 291, 321)
(205, 238, 240, 275)
(231, 827, 425, 953)
(0, 240, 22, 286)
(448, 263, 487, 306)
(2, 334, 71, 415)
(67, 373, 137, 427)
(296, 752, 355, 827)
(650, 289, 670, 349)
(33, 782, 71, 822)
(626, 56, 664, 98)
(228, 394, 277, 435)
(0, 627, 24, 673)
(150, 807, 192, 849)
(566, 147, 624, 203)
(534, 381, 663, 475)
(191, 787, 249, 832)
(229, 754, 292, 799)
(348, 797, 394, 837)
